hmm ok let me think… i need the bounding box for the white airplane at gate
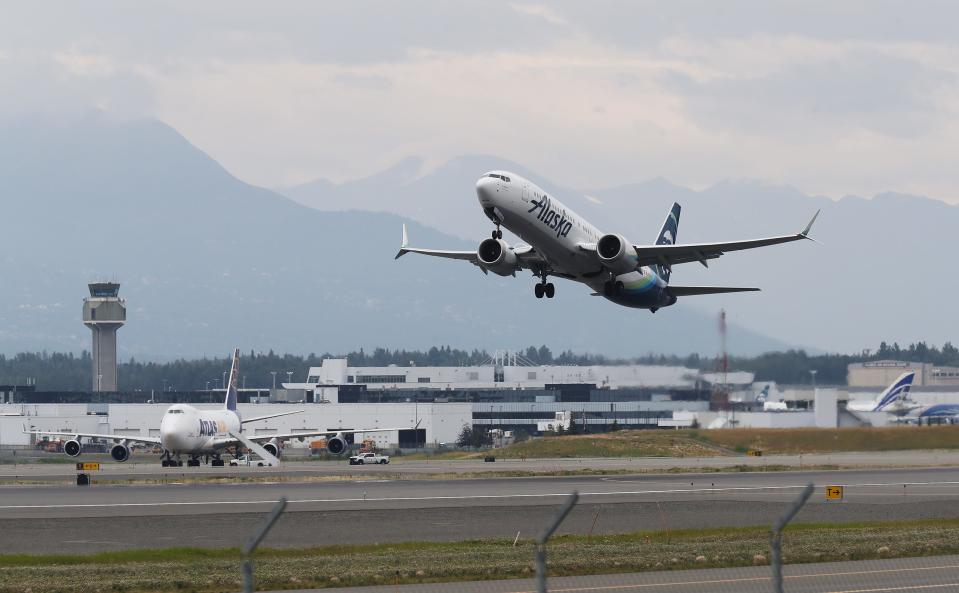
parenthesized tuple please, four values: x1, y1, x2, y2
(397, 171, 818, 311)
(25, 349, 412, 467)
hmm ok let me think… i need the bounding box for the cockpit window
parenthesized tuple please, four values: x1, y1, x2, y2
(486, 173, 511, 182)
(167, 409, 183, 414)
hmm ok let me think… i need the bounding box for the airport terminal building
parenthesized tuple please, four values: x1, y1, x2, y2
(1, 358, 741, 448)
(7, 357, 959, 449)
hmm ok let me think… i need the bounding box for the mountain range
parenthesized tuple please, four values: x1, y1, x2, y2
(1, 116, 953, 360)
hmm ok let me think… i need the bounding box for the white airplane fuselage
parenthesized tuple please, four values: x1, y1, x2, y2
(159, 404, 240, 455)
(476, 172, 670, 309)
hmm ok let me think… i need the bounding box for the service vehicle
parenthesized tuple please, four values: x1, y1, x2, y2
(349, 452, 390, 465)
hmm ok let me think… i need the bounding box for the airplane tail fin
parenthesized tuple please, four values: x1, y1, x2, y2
(873, 372, 915, 412)
(655, 203, 681, 282)
(225, 348, 240, 412)
(756, 385, 770, 404)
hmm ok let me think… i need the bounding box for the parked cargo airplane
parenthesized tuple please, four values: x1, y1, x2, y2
(397, 171, 818, 310)
(24, 349, 411, 467)
(847, 372, 917, 416)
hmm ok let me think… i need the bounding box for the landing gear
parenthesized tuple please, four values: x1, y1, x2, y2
(534, 269, 554, 299)
(187, 456, 201, 467)
(491, 225, 503, 240)
(534, 281, 555, 299)
(161, 450, 179, 467)
(211, 455, 224, 467)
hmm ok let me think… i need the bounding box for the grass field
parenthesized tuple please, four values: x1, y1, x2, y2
(695, 425, 959, 454)
(2, 519, 958, 592)
(474, 425, 959, 459)
(471, 431, 731, 459)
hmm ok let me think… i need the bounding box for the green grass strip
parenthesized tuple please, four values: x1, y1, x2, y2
(3, 518, 959, 592)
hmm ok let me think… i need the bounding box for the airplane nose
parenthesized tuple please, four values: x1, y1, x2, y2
(476, 177, 496, 206)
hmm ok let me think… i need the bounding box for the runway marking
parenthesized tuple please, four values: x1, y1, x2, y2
(1, 480, 959, 511)
(498, 564, 959, 592)
(827, 585, 959, 593)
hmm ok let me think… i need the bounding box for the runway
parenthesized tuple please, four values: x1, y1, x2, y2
(2, 467, 959, 554)
(4, 449, 959, 483)
(270, 555, 959, 593)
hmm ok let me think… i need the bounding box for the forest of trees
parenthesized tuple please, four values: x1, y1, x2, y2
(1, 341, 957, 392)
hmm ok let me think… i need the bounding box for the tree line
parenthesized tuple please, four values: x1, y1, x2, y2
(0, 341, 956, 391)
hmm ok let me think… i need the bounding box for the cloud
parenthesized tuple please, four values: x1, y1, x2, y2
(510, 4, 569, 26)
(1, 3, 958, 202)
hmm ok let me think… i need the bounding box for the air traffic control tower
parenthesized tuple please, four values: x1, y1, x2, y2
(82, 282, 126, 392)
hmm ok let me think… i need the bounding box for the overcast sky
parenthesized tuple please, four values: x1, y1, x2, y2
(3, 2, 957, 200)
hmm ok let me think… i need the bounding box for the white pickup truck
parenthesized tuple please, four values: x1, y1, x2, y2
(349, 452, 390, 465)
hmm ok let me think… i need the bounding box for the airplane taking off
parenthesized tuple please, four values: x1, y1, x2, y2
(847, 372, 918, 416)
(397, 171, 818, 311)
(25, 349, 412, 467)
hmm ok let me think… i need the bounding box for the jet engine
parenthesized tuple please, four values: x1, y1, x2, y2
(326, 433, 348, 455)
(477, 238, 518, 276)
(63, 439, 82, 457)
(596, 234, 639, 274)
(263, 438, 283, 458)
(110, 443, 131, 462)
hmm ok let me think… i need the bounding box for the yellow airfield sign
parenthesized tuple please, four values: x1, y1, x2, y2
(76, 462, 101, 471)
(825, 485, 844, 500)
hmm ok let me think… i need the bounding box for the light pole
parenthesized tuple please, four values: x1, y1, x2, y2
(206, 380, 210, 391)
(810, 369, 818, 393)
(223, 371, 228, 390)
(270, 372, 277, 391)
(286, 371, 294, 385)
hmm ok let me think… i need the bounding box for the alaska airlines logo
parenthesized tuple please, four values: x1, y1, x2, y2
(661, 230, 674, 245)
(527, 195, 573, 238)
(199, 419, 226, 437)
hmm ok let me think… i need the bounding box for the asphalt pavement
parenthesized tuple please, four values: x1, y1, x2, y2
(2, 467, 959, 554)
(4, 449, 959, 483)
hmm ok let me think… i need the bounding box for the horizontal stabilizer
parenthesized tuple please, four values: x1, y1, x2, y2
(667, 285, 760, 297)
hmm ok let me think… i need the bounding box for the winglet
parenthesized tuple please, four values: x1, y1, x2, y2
(395, 224, 410, 260)
(800, 209, 820, 238)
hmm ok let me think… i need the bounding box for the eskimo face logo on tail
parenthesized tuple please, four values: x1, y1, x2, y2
(527, 195, 572, 238)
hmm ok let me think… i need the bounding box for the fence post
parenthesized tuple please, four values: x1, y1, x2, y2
(535, 492, 579, 593)
(242, 497, 288, 593)
(770, 483, 813, 593)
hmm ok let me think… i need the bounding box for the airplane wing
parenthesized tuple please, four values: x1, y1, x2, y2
(579, 210, 819, 269)
(631, 210, 819, 269)
(241, 409, 304, 424)
(23, 427, 162, 445)
(667, 286, 760, 296)
(248, 425, 417, 443)
(394, 224, 548, 273)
